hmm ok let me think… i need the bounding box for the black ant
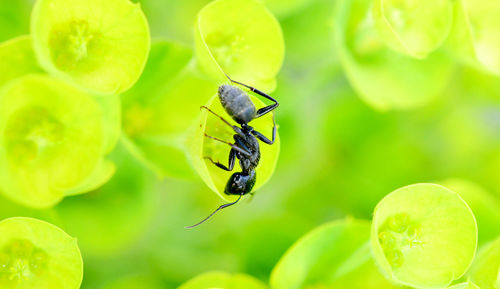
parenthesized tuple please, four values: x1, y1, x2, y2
(186, 74, 278, 228)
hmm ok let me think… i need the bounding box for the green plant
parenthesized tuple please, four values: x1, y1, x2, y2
(54, 143, 158, 257)
(448, 0, 500, 74)
(469, 237, 500, 289)
(31, 0, 150, 94)
(333, 0, 454, 110)
(121, 41, 217, 178)
(448, 282, 481, 289)
(440, 179, 500, 245)
(271, 219, 399, 289)
(372, 0, 453, 58)
(0, 75, 113, 208)
(0, 36, 42, 87)
(121, 0, 284, 196)
(177, 271, 268, 289)
(0, 217, 83, 289)
(371, 184, 477, 288)
(1, 0, 500, 289)
(194, 0, 284, 91)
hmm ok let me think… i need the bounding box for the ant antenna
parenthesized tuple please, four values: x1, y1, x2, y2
(185, 194, 243, 229)
(221, 70, 255, 92)
(222, 70, 233, 82)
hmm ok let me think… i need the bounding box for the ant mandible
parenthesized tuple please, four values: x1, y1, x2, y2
(186, 73, 279, 228)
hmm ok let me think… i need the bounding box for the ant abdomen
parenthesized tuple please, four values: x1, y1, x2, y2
(225, 171, 256, 196)
(219, 84, 256, 124)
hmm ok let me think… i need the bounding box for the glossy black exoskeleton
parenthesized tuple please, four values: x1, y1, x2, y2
(186, 74, 278, 228)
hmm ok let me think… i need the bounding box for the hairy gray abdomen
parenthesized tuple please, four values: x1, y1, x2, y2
(218, 84, 256, 124)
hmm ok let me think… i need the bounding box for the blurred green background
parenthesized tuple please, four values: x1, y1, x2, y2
(1, 0, 500, 288)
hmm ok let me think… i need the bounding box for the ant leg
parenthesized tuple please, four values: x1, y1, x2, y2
(255, 103, 279, 118)
(201, 106, 245, 137)
(204, 149, 236, 171)
(222, 73, 279, 117)
(201, 106, 234, 128)
(234, 135, 252, 153)
(204, 133, 251, 156)
(251, 115, 276, 145)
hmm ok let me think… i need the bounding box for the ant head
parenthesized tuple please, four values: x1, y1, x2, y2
(185, 171, 255, 228)
(224, 171, 256, 196)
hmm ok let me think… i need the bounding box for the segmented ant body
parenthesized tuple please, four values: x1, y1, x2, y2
(186, 75, 278, 228)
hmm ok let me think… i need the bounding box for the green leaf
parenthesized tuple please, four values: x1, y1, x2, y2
(271, 218, 401, 289)
(31, 0, 151, 94)
(469, 237, 500, 289)
(372, 0, 453, 58)
(194, 0, 284, 91)
(0, 0, 32, 42)
(0, 217, 83, 289)
(177, 271, 268, 289)
(102, 275, 164, 289)
(334, 0, 454, 110)
(371, 183, 478, 289)
(186, 92, 280, 202)
(122, 41, 217, 178)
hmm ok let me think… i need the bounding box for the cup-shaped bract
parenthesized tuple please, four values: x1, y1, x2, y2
(122, 41, 217, 179)
(31, 0, 150, 95)
(371, 183, 478, 289)
(372, 0, 453, 58)
(261, 0, 313, 18)
(94, 95, 121, 155)
(444, 1, 477, 68)
(469, 237, 500, 289)
(0, 37, 120, 157)
(0, 36, 43, 88)
(186, 92, 280, 202)
(333, 0, 453, 110)
(0, 37, 118, 204)
(271, 219, 400, 289)
(194, 0, 284, 91)
(460, 0, 500, 75)
(0, 217, 83, 289)
(0, 75, 105, 208)
(440, 179, 500, 245)
(448, 282, 481, 289)
(177, 271, 268, 289)
(64, 95, 121, 197)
